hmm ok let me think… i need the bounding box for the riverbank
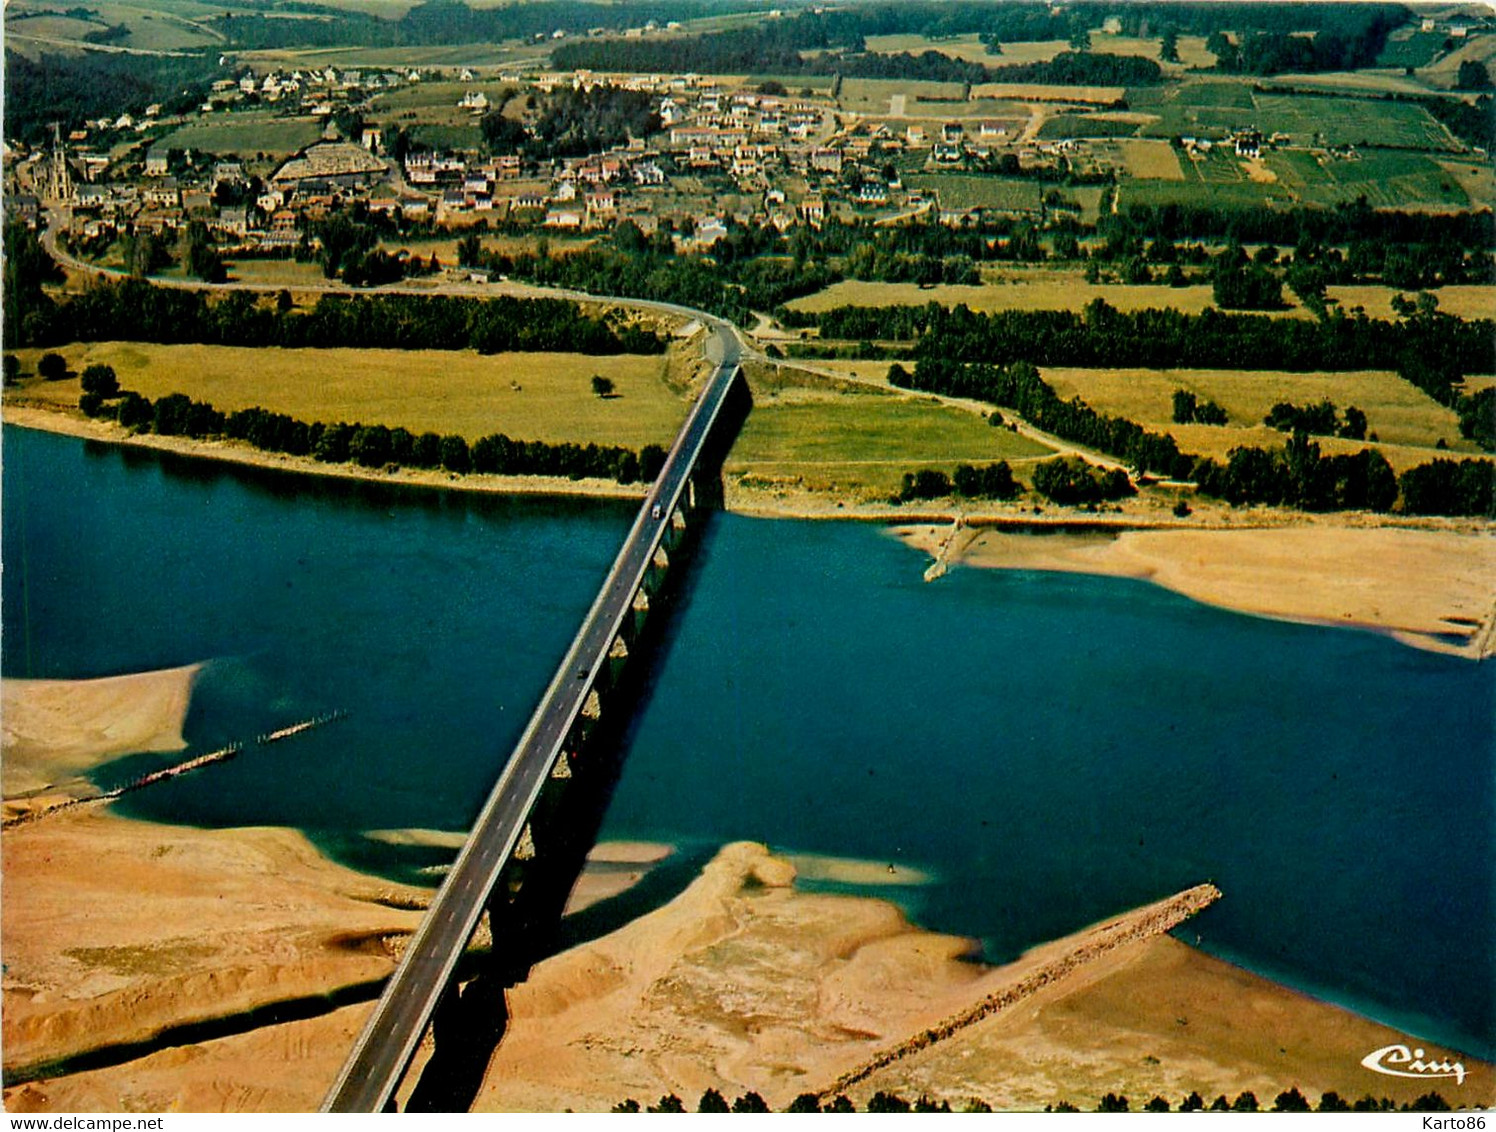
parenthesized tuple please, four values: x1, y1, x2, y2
(894, 523, 1496, 660)
(9, 837, 1487, 1112)
(2, 664, 201, 805)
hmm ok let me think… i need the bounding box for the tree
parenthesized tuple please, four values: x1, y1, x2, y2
(1232, 1092, 1260, 1112)
(610, 1099, 640, 1113)
(1173, 389, 1198, 424)
(646, 1094, 685, 1113)
(732, 1093, 770, 1113)
(825, 1096, 856, 1113)
(1069, 27, 1092, 51)
(1318, 1092, 1350, 1112)
(1209, 1095, 1231, 1111)
(867, 1092, 911, 1113)
(1273, 1088, 1311, 1112)
(80, 363, 120, 397)
(37, 351, 67, 380)
(2, 354, 19, 386)
(1096, 1093, 1130, 1112)
(1456, 60, 1493, 91)
(439, 434, 472, 474)
(591, 374, 615, 398)
(1145, 1096, 1171, 1112)
(1338, 405, 1368, 440)
(786, 1094, 821, 1113)
(1160, 27, 1180, 63)
(1180, 1092, 1205, 1111)
(696, 1089, 729, 1113)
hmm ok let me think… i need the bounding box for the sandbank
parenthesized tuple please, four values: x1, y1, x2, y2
(8, 839, 1488, 1111)
(895, 524, 1496, 659)
(1, 807, 427, 1079)
(2, 664, 202, 800)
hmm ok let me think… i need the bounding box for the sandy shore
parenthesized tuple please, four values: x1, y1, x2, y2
(470, 842, 1491, 1112)
(1, 808, 428, 1080)
(895, 523, 1496, 659)
(7, 839, 1488, 1112)
(2, 665, 202, 801)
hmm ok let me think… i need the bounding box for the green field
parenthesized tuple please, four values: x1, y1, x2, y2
(22, 343, 692, 448)
(1037, 114, 1141, 140)
(904, 173, 1045, 212)
(1138, 84, 1457, 150)
(155, 113, 325, 158)
(1376, 30, 1449, 69)
(1119, 178, 1289, 210)
(728, 385, 1054, 495)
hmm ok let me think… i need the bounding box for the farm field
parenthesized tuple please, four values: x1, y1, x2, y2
(1097, 138, 1185, 179)
(20, 343, 691, 448)
(903, 173, 1046, 212)
(1137, 83, 1457, 150)
(969, 81, 1125, 104)
(1040, 366, 1478, 458)
(783, 276, 1495, 325)
(1038, 114, 1145, 140)
(726, 385, 1054, 495)
(155, 113, 325, 158)
(864, 33, 1214, 71)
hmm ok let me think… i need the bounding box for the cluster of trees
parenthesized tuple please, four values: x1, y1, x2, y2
(3, 47, 216, 143)
(892, 358, 1190, 477)
(298, 204, 442, 287)
(486, 85, 660, 160)
(3, 222, 65, 347)
(613, 1085, 1452, 1113)
(1207, 9, 1399, 75)
(1191, 435, 1399, 512)
(1212, 264, 1284, 311)
(207, 0, 760, 51)
(80, 382, 667, 485)
(1032, 456, 1136, 504)
(896, 461, 1020, 503)
(1172, 390, 1228, 426)
(612, 1089, 988, 1113)
(1398, 458, 1496, 517)
(1264, 399, 1367, 440)
(1055, 1088, 1452, 1113)
(13, 277, 664, 356)
(802, 297, 1494, 378)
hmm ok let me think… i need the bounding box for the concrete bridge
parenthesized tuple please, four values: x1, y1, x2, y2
(322, 316, 746, 1113)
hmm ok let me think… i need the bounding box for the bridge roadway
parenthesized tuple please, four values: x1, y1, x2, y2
(322, 315, 743, 1114)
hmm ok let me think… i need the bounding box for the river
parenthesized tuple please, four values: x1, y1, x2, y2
(3, 424, 1491, 1061)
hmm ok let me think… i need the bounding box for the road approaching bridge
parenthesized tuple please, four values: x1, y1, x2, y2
(322, 316, 743, 1113)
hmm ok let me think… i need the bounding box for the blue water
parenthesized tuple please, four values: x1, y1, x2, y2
(4, 425, 1492, 1061)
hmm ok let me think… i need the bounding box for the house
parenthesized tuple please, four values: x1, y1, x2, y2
(213, 207, 249, 237)
(10, 194, 41, 228)
(360, 127, 383, 154)
(809, 147, 842, 174)
(212, 161, 246, 187)
(632, 162, 666, 185)
(942, 122, 964, 144)
(933, 144, 963, 164)
(458, 91, 490, 112)
(1233, 129, 1263, 158)
(144, 151, 169, 177)
(142, 178, 180, 207)
(800, 196, 824, 225)
(694, 216, 728, 245)
(906, 126, 927, 146)
(543, 209, 584, 228)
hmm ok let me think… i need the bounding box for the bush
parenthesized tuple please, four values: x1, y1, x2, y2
(696, 1089, 729, 1113)
(1032, 457, 1135, 505)
(37, 351, 67, 380)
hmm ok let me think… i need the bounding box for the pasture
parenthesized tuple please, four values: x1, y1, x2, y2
(31, 343, 691, 448)
(155, 113, 325, 158)
(1040, 366, 1476, 460)
(1037, 114, 1143, 140)
(727, 382, 1053, 495)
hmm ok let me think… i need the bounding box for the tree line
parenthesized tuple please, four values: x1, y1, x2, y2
(889, 357, 1492, 516)
(612, 1085, 1454, 1113)
(77, 373, 667, 486)
(799, 297, 1494, 377)
(10, 274, 664, 355)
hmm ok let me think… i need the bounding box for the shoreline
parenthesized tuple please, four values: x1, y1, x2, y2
(10, 403, 1492, 662)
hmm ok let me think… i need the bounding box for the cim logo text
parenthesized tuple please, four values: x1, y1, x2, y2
(1361, 1043, 1467, 1086)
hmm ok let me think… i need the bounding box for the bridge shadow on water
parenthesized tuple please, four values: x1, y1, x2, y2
(403, 377, 751, 1113)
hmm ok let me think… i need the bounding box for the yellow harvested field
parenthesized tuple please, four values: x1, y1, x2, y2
(28, 343, 691, 448)
(863, 33, 997, 64)
(1041, 366, 1478, 459)
(1111, 138, 1185, 180)
(1326, 284, 1495, 322)
(787, 277, 1230, 316)
(1435, 159, 1496, 207)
